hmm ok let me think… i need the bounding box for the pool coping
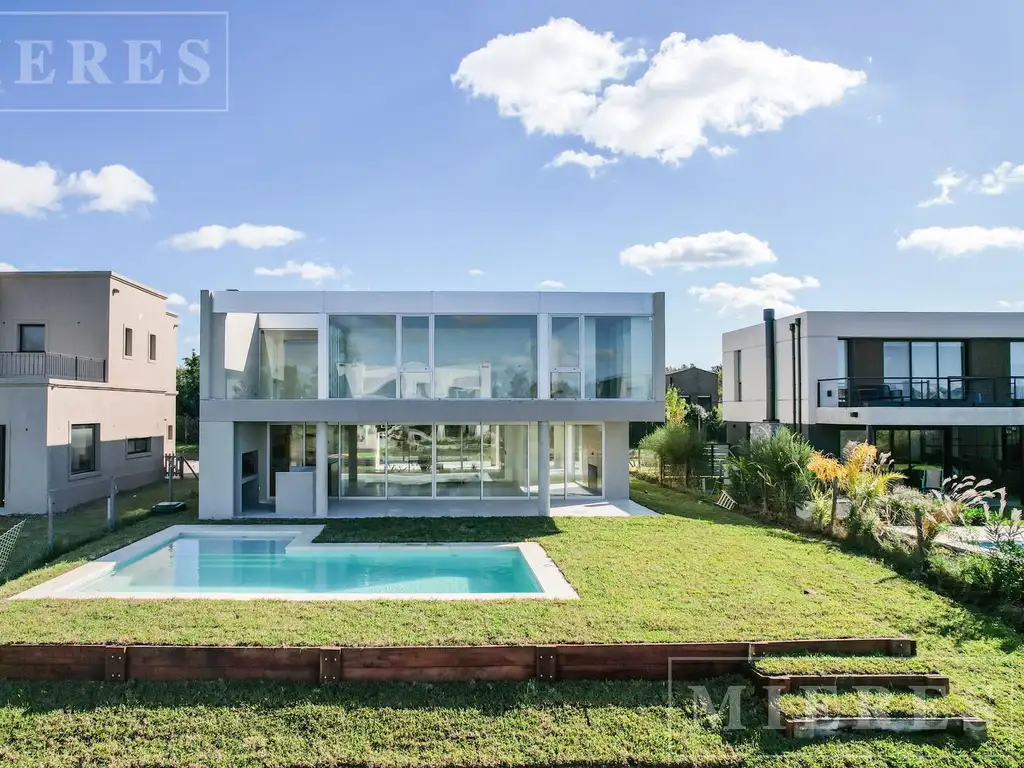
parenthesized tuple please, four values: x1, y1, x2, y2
(12, 525, 579, 602)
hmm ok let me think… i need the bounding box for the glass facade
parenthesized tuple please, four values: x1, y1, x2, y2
(329, 316, 397, 398)
(259, 330, 318, 399)
(882, 340, 964, 401)
(584, 316, 654, 399)
(267, 422, 602, 500)
(434, 315, 537, 399)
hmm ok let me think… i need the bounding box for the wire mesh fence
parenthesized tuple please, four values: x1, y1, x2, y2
(0, 477, 198, 585)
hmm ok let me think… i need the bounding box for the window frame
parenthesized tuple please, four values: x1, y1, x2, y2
(549, 315, 582, 400)
(126, 437, 152, 457)
(69, 423, 99, 477)
(123, 327, 133, 358)
(148, 333, 157, 362)
(18, 323, 46, 353)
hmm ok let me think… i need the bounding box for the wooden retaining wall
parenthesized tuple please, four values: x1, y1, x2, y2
(0, 637, 915, 684)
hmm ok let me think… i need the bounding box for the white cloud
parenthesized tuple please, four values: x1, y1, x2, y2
(546, 149, 617, 177)
(0, 263, 19, 272)
(689, 273, 820, 316)
(997, 300, 1024, 310)
(454, 18, 866, 164)
(620, 231, 776, 274)
(0, 158, 154, 216)
(167, 224, 306, 251)
(0, 159, 64, 216)
(165, 293, 187, 306)
(65, 164, 156, 213)
(254, 260, 350, 281)
(917, 169, 966, 208)
(897, 226, 1024, 257)
(468, 268, 485, 276)
(538, 279, 565, 289)
(708, 145, 736, 158)
(970, 161, 1024, 196)
(188, 302, 200, 314)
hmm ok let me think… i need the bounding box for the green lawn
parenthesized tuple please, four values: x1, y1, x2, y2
(0, 479, 1021, 766)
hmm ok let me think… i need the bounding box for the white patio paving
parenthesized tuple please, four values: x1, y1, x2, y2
(238, 498, 657, 519)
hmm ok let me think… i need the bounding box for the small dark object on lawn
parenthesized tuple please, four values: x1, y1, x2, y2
(803, 588, 817, 595)
(151, 501, 187, 515)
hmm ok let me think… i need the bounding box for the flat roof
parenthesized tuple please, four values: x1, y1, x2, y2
(1, 270, 168, 300)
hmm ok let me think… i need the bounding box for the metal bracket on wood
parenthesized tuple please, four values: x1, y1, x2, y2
(319, 647, 341, 684)
(105, 646, 127, 682)
(888, 638, 916, 658)
(535, 645, 557, 682)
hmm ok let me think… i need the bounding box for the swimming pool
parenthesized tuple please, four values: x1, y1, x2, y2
(14, 526, 578, 600)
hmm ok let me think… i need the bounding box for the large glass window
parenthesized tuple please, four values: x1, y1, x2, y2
(568, 424, 603, 497)
(584, 316, 653, 399)
(339, 424, 387, 497)
(70, 424, 98, 475)
(329, 316, 397, 398)
(1012, 342, 1024, 399)
(884, 340, 964, 402)
(551, 316, 581, 399)
(386, 425, 433, 497)
(436, 424, 482, 497)
(434, 315, 537, 399)
(481, 424, 530, 497)
(883, 341, 910, 398)
(401, 316, 431, 398)
(260, 330, 318, 399)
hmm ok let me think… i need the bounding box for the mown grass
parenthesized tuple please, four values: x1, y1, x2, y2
(754, 655, 940, 676)
(0, 479, 1020, 766)
(777, 690, 972, 720)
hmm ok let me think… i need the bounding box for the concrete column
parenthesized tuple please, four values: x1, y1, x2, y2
(199, 420, 234, 520)
(538, 421, 551, 515)
(347, 425, 359, 486)
(315, 422, 328, 518)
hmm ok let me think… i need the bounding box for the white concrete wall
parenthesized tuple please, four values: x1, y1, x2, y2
(199, 420, 234, 519)
(0, 385, 48, 514)
(45, 384, 174, 511)
(603, 421, 630, 500)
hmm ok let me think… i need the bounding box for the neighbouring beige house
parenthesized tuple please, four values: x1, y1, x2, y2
(0, 272, 178, 514)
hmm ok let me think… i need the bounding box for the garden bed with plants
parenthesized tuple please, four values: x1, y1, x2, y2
(721, 429, 1024, 632)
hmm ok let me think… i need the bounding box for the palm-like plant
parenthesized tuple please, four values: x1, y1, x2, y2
(809, 442, 904, 539)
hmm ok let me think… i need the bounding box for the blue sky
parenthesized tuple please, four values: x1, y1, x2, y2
(1, 0, 1023, 368)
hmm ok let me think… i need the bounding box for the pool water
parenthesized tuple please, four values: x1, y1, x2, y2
(73, 535, 544, 596)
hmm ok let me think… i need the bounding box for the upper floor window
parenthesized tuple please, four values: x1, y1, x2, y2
(434, 315, 537, 399)
(550, 316, 581, 399)
(584, 316, 653, 399)
(260, 329, 318, 399)
(329, 315, 397, 398)
(148, 333, 157, 361)
(18, 324, 45, 353)
(883, 340, 963, 400)
(400, 316, 431, 398)
(123, 327, 133, 358)
(735, 350, 743, 402)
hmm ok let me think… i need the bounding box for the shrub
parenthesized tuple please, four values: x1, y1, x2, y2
(882, 486, 933, 527)
(638, 424, 706, 488)
(725, 428, 813, 520)
(962, 507, 987, 526)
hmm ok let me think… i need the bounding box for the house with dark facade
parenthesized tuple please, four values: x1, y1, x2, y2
(666, 366, 719, 410)
(721, 310, 1024, 499)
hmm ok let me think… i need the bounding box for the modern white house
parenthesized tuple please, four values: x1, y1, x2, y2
(722, 310, 1024, 498)
(198, 290, 665, 518)
(0, 271, 178, 514)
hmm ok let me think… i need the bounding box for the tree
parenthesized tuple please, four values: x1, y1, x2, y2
(176, 352, 200, 420)
(710, 363, 723, 400)
(665, 385, 687, 425)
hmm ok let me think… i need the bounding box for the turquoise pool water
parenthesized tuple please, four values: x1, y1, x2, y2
(73, 535, 544, 596)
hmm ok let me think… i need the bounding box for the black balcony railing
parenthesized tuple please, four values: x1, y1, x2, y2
(0, 352, 106, 382)
(818, 376, 1024, 407)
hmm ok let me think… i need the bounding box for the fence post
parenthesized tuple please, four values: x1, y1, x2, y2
(829, 478, 839, 533)
(165, 454, 175, 501)
(107, 477, 117, 532)
(913, 507, 926, 561)
(46, 492, 54, 555)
